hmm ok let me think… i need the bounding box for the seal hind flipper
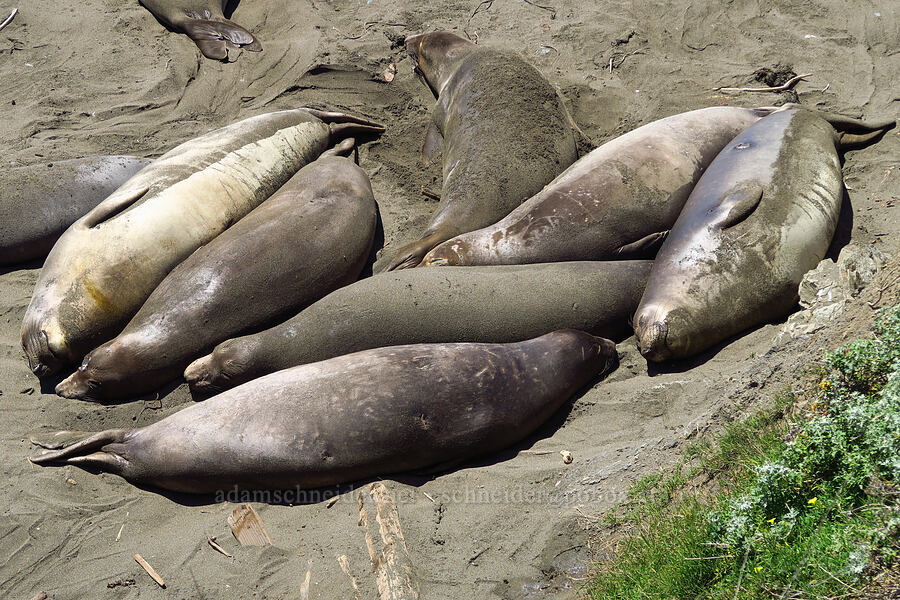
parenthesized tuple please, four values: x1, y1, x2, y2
(181, 19, 262, 61)
(29, 429, 129, 472)
(304, 109, 386, 131)
(819, 114, 896, 149)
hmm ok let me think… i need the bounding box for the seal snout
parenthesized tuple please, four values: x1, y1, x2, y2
(55, 370, 96, 401)
(184, 354, 218, 393)
(23, 326, 62, 377)
(634, 311, 672, 362)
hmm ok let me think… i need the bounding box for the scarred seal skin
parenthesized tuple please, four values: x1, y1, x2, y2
(184, 260, 651, 394)
(55, 147, 377, 402)
(139, 0, 261, 61)
(375, 31, 577, 271)
(633, 106, 895, 361)
(421, 106, 778, 267)
(0, 156, 151, 266)
(22, 108, 384, 377)
(32, 330, 618, 494)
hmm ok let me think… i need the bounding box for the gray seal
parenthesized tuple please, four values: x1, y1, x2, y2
(421, 106, 777, 267)
(185, 260, 651, 394)
(0, 156, 150, 266)
(22, 108, 383, 377)
(32, 330, 618, 494)
(139, 0, 261, 61)
(55, 145, 376, 401)
(375, 31, 577, 271)
(633, 106, 895, 361)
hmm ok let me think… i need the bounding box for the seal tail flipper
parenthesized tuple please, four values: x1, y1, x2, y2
(820, 114, 896, 149)
(375, 232, 449, 272)
(30, 429, 129, 471)
(305, 109, 386, 139)
(181, 19, 262, 61)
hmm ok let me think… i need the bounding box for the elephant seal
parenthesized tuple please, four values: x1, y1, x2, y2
(0, 156, 150, 266)
(33, 330, 618, 494)
(139, 0, 261, 61)
(185, 260, 650, 394)
(375, 31, 577, 271)
(22, 109, 384, 377)
(633, 106, 895, 361)
(55, 144, 377, 401)
(421, 106, 778, 267)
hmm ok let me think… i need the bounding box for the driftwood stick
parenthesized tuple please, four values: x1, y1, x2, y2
(299, 565, 311, 600)
(0, 9, 17, 33)
(357, 482, 420, 599)
(206, 534, 233, 558)
(134, 554, 166, 588)
(716, 73, 812, 93)
(337, 554, 362, 599)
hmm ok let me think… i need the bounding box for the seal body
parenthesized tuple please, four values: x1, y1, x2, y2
(22, 109, 384, 376)
(33, 330, 618, 494)
(0, 156, 151, 266)
(185, 260, 650, 394)
(376, 32, 577, 271)
(55, 153, 377, 401)
(422, 106, 776, 267)
(633, 108, 895, 361)
(139, 0, 261, 61)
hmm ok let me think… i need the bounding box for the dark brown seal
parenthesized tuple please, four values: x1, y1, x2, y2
(0, 156, 150, 266)
(185, 260, 650, 394)
(421, 106, 778, 267)
(375, 31, 577, 271)
(139, 0, 261, 61)
(55, 144, 376, 401)
(33, 330, 618, 494)
(21, 108, 383, 378)
(633, 106, 895, 361)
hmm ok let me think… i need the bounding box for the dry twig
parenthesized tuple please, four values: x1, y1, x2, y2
(206, 534, 233, 558)
(523, 0, 557, 19)
(0, 8, 17, 33)
(134, 554, 166, 588)
(716, 73, 812, 93)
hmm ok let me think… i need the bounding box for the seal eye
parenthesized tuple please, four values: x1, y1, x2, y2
(86, 379, 101, 390)
(735, 142, 751, 150)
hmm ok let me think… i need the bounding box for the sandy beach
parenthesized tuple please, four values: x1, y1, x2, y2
(0, 0, 897, 597)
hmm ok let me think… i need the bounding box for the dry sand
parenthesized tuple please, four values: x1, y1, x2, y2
(0, 0, 897, 598)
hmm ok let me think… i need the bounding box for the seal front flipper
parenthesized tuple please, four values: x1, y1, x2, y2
(422, 121, 444, 168)
(718, 186, 763, 229)
(376, 231, 448, 272)
(181, 19, 262, 61)
(81, 185, 150, 229)
(613, 231, 670, 259)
